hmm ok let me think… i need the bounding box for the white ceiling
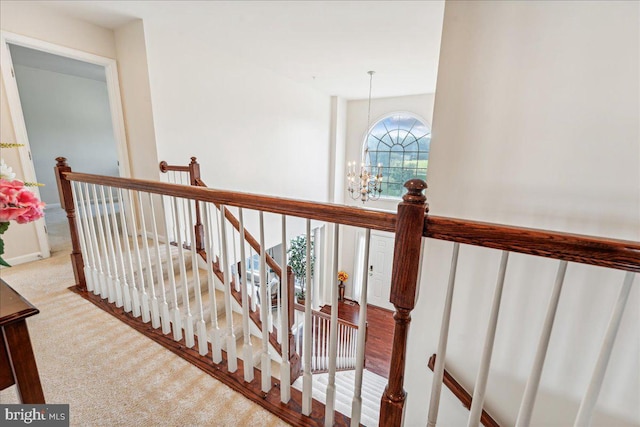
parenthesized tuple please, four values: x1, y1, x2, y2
(38, 1, 445, 99)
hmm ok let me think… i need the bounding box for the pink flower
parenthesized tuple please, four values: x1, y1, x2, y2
(0, 179, 45, 224)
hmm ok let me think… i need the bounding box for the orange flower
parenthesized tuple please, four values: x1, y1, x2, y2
(337, 271, 349, 282)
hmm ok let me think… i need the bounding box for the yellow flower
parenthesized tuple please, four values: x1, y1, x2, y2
(337, 271, 349, 282)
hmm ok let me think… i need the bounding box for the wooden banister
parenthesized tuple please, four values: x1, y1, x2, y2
(424, 216, 640, 273)
(54, 157, 86, 291)
(380, 179, 429, 427)
(427, 354, 500, 427)
(196, 177, 282, 277)
(63, 171, 398, 232)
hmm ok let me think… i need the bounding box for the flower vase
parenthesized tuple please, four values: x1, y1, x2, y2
(338, 280, 345, 301)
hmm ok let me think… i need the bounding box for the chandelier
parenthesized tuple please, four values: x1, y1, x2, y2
(347, 71, 383, 203)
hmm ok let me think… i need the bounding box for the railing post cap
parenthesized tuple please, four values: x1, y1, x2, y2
(55, 157, 68, 167)
(159, 160, 168, 173)
(190, 156, 198, 163)
(402, 179, 427, 206)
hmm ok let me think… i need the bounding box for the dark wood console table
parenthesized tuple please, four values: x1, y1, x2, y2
(0, 278, 45, 403)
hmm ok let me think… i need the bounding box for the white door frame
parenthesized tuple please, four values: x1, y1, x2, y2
(0, 31, 131, 262)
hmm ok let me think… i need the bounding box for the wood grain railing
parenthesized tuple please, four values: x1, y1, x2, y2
(56, 158, 640, 427)
(427, 354, 499, 427)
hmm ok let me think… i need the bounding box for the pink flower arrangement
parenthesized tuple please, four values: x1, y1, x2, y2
(0, 178, 45, 266)
(0, 179, 45, 224)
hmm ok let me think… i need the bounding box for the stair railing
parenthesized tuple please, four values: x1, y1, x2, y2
(159, 158, 300, 382)
(293, 304, 362, 373)
(55, 157, 639, 427)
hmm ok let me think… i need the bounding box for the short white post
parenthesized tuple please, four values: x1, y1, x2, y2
(428, 242, 461, 427)
(220, 205, 238, 372)
(467, 251, 510, 427)
(118, 188, 141, 317)
(259, 211, 272, 392)
(351, 228, 371, 427)
(160, 195, 182, 341)
(301, 219, 313, 416)
(574, 271, 635, 427)
(238, 208, 255, 382)
(516, 260, 568, 426)
(279, 214, 291, 403)
(173, 196, 194, 347)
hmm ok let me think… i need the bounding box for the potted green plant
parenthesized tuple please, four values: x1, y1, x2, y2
(295, 289, 306, 305)
(287, 235, 315, 302)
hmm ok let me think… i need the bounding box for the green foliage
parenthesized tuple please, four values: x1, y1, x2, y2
(0, 222, 9, 267)
(287, 235, 315, 282)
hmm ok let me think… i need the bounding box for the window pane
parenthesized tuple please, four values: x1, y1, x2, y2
(362, 113, 431, 199)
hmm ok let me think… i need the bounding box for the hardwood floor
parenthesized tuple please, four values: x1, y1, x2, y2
(320, 300, 394, 378)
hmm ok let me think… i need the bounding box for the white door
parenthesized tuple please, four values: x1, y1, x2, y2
(367, 233, 394, 310)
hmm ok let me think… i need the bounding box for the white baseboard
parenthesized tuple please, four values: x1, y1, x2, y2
(2, 251, 45, 267)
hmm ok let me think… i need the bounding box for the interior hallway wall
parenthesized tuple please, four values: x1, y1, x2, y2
(405, 1, 639, 426)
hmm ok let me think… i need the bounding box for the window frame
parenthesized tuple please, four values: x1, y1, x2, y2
(361, 111, 431, 201)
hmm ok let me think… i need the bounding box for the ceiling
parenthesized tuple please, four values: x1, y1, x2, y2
(35, 1, 445, 99)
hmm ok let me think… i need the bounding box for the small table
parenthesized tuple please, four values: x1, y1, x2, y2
(0, 278, 45, 403)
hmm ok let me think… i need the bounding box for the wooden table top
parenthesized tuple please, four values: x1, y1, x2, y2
(0, 278, 39, 327)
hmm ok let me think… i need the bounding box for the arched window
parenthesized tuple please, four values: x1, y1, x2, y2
(365, 113, 431, 198)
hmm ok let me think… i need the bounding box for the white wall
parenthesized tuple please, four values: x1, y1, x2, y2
(114, 20, 159, 182)
(140, 19, 332, 248)
(13, 64, 119, 204)
(405, 2, 639, 426)
(340, 94, 435, 300)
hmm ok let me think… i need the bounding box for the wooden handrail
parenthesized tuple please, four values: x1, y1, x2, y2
(427, 354, 500, 427)
(61, 170, 639, 274)
(293, 302, 359, 330)
(62, 171, 398, 232)
(424, 216, 640, 273)
(195, 177, 282, 278)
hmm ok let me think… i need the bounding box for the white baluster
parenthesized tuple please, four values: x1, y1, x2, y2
(126, 190, 151, 322)
(72, 181, 94, 293)
(187, 199, 208, 355)
(428, 242, 461, 427)
(574, 271, 635, 427)
(108, 186, 132, 312)
(279, 215, 291, 403)
(249, 247, 257, 312)
(148, 193, 171, 334)
(259, 211, 272, 392)
(173, 197, 194, 347)
(468, 251, 510, 427)
(516, 260, 568, 426)
(237, 208, 255, 382)
(100, 185, 123, 307)
(94, 184, 116, 302)
(351, 227, 370, 427)
(220, 205, 237, 372)
(302, 219, 313, 415)
(138, 192, 161, 328)
(119, 189, 141, 317)
(203, 203, 222, 363)
(161, 195, 182, 341)
(84, 183, 106, 298)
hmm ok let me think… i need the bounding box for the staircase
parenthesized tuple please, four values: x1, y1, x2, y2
(294, 369, 387, 427)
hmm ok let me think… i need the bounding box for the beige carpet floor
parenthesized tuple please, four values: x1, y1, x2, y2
(0, 243, 289, 427)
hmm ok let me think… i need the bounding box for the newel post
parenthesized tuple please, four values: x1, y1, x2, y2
(188, 157, 205, 252)
(54, 157, 86, 291)
(380, 179, 428, 426)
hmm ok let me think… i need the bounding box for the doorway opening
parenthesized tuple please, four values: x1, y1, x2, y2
(1, 32, 130, 260)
